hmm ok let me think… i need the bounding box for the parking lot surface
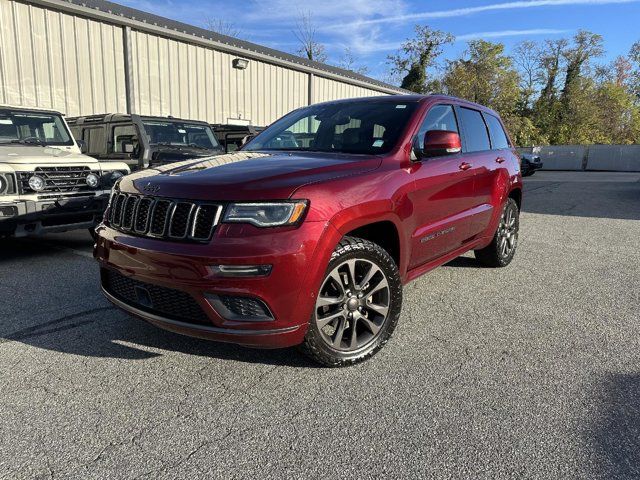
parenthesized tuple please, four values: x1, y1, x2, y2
(1, 171, 639, 479)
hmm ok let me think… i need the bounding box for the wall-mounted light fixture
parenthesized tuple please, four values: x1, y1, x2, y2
(232, 58, 249, 70)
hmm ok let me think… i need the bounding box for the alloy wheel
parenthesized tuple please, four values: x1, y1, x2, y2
(498, 204, 518, 257)
(314, 259, 391, 352)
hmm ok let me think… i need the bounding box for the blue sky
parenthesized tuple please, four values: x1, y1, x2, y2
(117, 0, 640, 82)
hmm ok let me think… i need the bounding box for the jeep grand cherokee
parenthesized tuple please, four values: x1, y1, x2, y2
(94, 95, 522, 366)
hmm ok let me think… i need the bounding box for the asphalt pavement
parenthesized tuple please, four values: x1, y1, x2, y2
(1, 171, 639, 479)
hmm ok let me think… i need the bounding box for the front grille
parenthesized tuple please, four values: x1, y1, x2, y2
(109, 193, 222, 242)
(102, 268, 210, 326)
(18, 166, 100, 194)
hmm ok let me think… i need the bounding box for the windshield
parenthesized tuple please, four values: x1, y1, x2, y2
(142, 120, 220, 151)
(244, 100, 419, 155)
(0, 109, 74, 146)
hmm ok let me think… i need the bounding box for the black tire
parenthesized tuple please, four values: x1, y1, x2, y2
(474, 198, 520, 268)
(300, 236, 403, 367)
(522, 170, 535, 177)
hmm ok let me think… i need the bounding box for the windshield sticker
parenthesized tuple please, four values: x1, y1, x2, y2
(396, 105, 407, 109)
(372, 139, 384, 147)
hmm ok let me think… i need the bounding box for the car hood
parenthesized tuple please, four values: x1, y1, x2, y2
(0, 145, 96, 164)
(120, 151, 382, 201)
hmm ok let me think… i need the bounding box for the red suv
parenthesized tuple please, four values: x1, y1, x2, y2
(95, 95, 522, 366)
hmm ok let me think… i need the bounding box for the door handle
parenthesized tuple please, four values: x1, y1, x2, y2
(459, 162, 472, 171)
(496, 157, 506, 164)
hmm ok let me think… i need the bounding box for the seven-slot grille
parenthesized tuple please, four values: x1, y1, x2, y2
(17, 166, 99, 194)
(109, 193, 222, 242)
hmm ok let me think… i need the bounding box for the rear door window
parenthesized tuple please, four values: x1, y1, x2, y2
(458, 107, 490, 153)
(484, 114, 510, 150)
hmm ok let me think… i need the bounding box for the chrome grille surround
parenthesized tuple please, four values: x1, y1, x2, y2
(109, 193, 222, 242)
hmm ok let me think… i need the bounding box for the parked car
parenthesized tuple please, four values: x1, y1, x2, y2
(0, 105, 129, 238)
(67, 114, 223, 171)
(211, 124, 265, 153)
(95, 95, 523, 366)
(520, 153, 543, 176)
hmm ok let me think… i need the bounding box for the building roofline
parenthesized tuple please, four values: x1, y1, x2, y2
(22, 0, 410, 95)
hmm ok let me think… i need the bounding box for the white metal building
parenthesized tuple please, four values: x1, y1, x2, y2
(0, 0, 406, 126)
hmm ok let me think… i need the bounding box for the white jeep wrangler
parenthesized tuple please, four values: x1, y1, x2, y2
(0, 106, 129, 238)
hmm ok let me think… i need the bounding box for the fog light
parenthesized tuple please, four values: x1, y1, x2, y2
(28, 175, 45, 192)
(209, 264, 272, 277)
(204, 293, 274, 321)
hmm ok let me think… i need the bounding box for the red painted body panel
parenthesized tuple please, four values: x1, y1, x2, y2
(95, 95, 522, 348)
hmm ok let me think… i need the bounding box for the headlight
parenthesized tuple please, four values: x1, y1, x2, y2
(28, 175, 45, 192)
(86, 173, 100, 188)
(223, 201, 308, 227)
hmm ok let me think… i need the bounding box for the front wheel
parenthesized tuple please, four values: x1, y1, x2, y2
(300, 236, 403, 367)
(474, 198, 519, 267)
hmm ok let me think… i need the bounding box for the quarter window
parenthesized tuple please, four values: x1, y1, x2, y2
(83, 127, 105, 155)
(484, 114, 510, 150)
(459, 108, 490, 153)
(417, 105, 458, 150)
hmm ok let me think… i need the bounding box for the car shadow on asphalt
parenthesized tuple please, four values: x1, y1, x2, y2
(1, 308, 321, 368)
(589, 373, 640, 478)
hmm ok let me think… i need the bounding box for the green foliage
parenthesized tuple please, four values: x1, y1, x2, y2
(388, 27, 640, 145)
(387, 26, 454, 94)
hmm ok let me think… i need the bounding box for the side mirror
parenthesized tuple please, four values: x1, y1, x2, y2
(123, 142, 135, 154)
(77, 139, 87, 154)
(419, 130, 462, 159)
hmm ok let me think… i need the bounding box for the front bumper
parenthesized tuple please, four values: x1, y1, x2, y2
(94, 220, 340, 348)
(0, 194, 109, 237)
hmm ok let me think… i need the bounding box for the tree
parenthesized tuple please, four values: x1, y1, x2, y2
(444, 40, 531, 144)
(561, 30, 604, 99)
(387, 26, 454, 93)
(204, 17, 242, 38)
(293, 11, 327, 63)
(629, 40, 640, 101)
(512, 40, 541, 114)
(338, 47, 369, 75)
(538, 39, 568, 103)
(443, 40, 519, 112)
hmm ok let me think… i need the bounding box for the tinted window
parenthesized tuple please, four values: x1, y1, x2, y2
(484, 114, 510, 149)
(113, 124, 139, 153)
(83, 127, 105, 155)
(459, 108, 490, 152)
(245, 100, 419, 155)
(142, 121, 220, 151)
(417, 104, 458, 149)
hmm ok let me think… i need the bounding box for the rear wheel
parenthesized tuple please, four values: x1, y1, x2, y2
(300, 236, 402, 367)
(474, 198, 519, 267)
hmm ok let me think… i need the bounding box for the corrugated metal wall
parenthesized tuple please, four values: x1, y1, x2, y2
(129, 30, 310, 126)
(0, 0, 393, 124)
(313, 76, 381, 104)
(0, 0, 127, 115)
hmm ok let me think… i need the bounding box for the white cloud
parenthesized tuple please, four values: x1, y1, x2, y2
(455, 28, 570, 41)
(325, 0, 639, 29)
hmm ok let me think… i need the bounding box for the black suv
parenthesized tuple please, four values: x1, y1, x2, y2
(67, 114, 223, 171)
